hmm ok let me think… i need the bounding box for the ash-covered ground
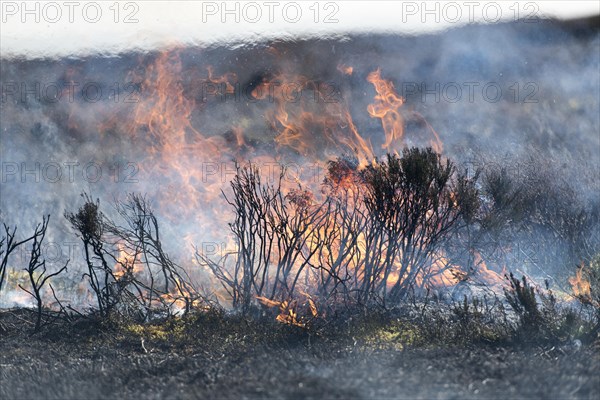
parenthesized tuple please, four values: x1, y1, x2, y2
(0, 309, 598, 400)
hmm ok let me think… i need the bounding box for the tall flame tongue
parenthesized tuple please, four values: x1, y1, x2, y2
(255, 73, 375, 166)
(367, 68, 405, 151)
(122, 50, 242, 250)
(367, 68, 443, 153)
(126, 51, 210, 213)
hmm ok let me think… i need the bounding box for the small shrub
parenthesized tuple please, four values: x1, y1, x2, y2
(66, 193, 204, 321)
(65, 194, 116, 317)
(18, 215, 68, 331)
(504, 273, 542, 334)
(503, 272, 585, 343)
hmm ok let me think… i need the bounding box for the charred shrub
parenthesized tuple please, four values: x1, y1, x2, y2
(358, 148, 479, 304)
(65, 194, 116, 317)
(1, 218, 57, 294)
(201, 148, 479, 314)
(480, 167, 527, 233)
(108, 193, 205, 319)
(504, 273, 544, 338)
(196, 164, 322, 313)
(452, 296, 486, 342)
(17, 215, 68, 332)
(502, 273, 580, 342)
(66, 193, 204, 321)
(0, 215, 68, 331)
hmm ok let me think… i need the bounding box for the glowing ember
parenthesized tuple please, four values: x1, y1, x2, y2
(257, 294, 318, 328)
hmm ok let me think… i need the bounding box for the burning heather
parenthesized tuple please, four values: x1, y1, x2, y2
(1, 8, 599, 400)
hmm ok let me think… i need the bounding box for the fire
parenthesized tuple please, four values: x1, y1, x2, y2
(159, 276, 205, 315)
(367, 68, 405, 150)
(569, 264, 592, 300)
(103, 49, 479, 318)
(425, 255, 466, 288)
(337, 64, 354, 75)
(367, 69, 443, 153)
(119, 51, 447, 244)
(120, 50, 248, 252)
(113, 243, 142, 279)
(257, 72, 376, 163)
(472, 251, 505, 287)
(257, 294, 318, 328)
(126, 50, 212, 216)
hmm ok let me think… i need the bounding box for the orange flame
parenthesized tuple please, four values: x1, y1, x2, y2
(473, 251, 505, 287)
(113, 243, 142, 279)
(257, 293, 319, 328)
(569, 265, 592, 300)
(337, 64, 354, 75)
(367, 69, 405, 150)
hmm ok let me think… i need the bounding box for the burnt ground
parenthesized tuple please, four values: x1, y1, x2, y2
(0, 310, 598, 400)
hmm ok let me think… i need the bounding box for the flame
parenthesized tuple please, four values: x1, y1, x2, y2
(569, 264, 592, 300)
(425, 255, 466, 288)
(113, 243, 142, 279)
(472, 251, 505, 287)
(119, 52, 446, 239)
(159, 276, 205, 315)
(367, 69, 405, 150)
(257, 293, 319, 328)
(337, 64, 354, 75)
(366, 69, 443, 153)
(126, 50, 214, 216)
(259, 73, 375, 164)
